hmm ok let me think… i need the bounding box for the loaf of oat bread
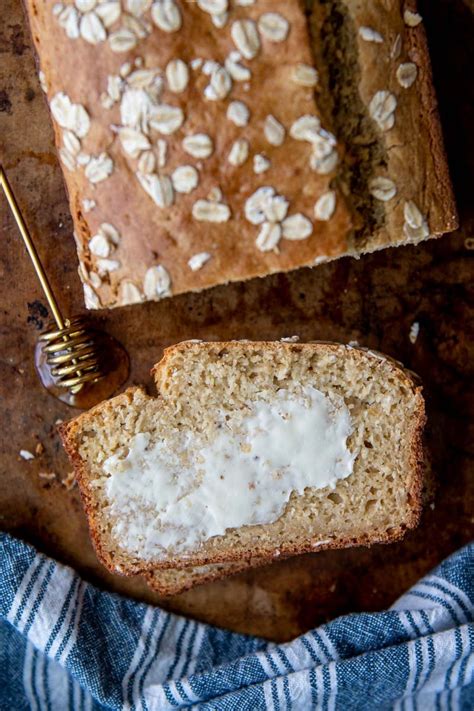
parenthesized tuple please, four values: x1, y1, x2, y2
(60, 341, 426, 583)
(25, 1, 457, 309)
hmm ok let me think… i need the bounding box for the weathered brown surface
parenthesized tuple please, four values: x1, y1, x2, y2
(0, 0, 473, 642)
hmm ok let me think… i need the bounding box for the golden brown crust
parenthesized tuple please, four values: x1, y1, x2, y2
(59, 388, 148, 573)
(144, 557, 266, 596)
(144, 530, 409, 595)
(60, 341, 426, 579)
(24, 1, 456, 310)
(138, 518, 414, 571)
(308, 0, 458, 253)
(402, 1, 458, 234)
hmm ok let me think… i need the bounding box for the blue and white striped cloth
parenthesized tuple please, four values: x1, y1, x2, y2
(1, 533, 472, 710)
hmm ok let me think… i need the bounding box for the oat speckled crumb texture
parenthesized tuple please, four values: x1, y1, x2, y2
(60, 341, 426, 587)
(25, 0, 457, 309)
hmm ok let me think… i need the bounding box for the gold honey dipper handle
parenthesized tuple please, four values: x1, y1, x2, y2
(0, 166, 105, 394)
(0, 167, 65, 331)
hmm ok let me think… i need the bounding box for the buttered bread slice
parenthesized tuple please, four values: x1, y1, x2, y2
(60, 341, 425, 576)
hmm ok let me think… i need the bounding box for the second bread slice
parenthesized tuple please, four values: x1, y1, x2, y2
(145, 558, 266, 597)
(61, 341, 425, 577)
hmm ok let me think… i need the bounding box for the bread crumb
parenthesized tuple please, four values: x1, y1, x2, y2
(39, 471, 56, 480)
(430, 502, 435, 510)
(314, 255, 328, 265)
(409, 321, 420, 344)
(61, 471, 76, 490)
(404, 10, 423, 27)
(55, 419, 64, 426)
(329, 583, 337, 593)
(312, 539, 331, 548)
(35, 442, 45, 456)
(20, 449, 35, 461)
(280, 336, 300, 343)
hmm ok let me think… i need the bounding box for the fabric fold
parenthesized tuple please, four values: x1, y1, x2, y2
(1, 533, 472, 710)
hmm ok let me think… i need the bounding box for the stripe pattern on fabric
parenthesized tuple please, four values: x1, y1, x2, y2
(0, 534, 473, 711)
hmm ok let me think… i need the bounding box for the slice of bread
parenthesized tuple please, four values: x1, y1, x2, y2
(60, 341, 425, 579)
(147, 444, 436, 599)
(145, 558, 266, 597)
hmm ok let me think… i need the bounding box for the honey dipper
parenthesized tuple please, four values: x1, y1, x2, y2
(1, 166, 129, 409)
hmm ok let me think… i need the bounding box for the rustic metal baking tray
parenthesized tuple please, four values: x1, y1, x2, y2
(1, 0, 472, 640)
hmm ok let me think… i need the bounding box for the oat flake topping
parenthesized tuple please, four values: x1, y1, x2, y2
(396, 63, 418, 89)
(231, 19, 260, 59)
(228, 139, 249, 166)
(49, 0, 340, 305)
(264, 115, 285, 146)
(172, 165, 199, 193)
(369, 177, 397, 202)
(85, 153, 114, 183)
(192, 200, 231, 222)
(403, 200, 429, 241)
(227, 100, 250, 126)
(119, 281, 143, 306)
(258, 13, 289, 43)
(292, 64, 319, 87)
(369, 91, 397, 132)
(183, 134, 214, 159)
(314, 191, 336, 221)
(144, 264, 172, 297)
(358, 26, 383, 43)
(256, 222, 281, 252)
(83, 283, 100, 309)
(188, 252, 211, 271)
(282, 213, 313, 240)
(253, 154, 271, 174)
(51, 92, 90, 137)
(197, 0, 227, 15)
(166, 59, 189, 93)
(151, 0, 182, 33)
(404, 10, 423, 27)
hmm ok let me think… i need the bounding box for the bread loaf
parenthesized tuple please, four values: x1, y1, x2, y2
(60, 341, 425, 584)
(25, 1, 457, 309)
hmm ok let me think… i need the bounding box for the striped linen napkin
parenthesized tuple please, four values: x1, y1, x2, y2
(1, 533, 472, 710)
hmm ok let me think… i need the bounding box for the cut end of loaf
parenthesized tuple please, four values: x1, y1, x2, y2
(60, 341, 425, 582)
